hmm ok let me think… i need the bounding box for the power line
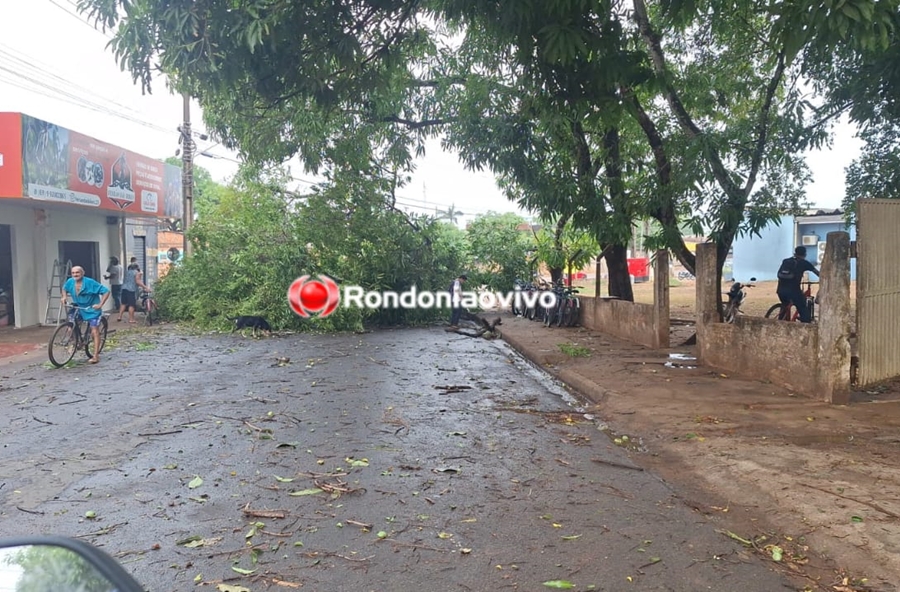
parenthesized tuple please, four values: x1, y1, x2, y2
(47, 0, 113, 39)
(0, 43, 153, 124)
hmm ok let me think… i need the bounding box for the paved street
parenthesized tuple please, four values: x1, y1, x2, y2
(0, 326, 797, 591)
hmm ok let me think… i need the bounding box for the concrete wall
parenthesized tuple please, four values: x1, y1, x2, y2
(578, 251, 670, 349)
(696, 234, 851, 404)
(41, 208, 117, 321)
(732, 216, 795, 281)
(0, 202, 39, 328)
(698, 316, 820, 394)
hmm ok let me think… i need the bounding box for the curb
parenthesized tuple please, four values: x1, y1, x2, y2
(501, 330, 610, 406)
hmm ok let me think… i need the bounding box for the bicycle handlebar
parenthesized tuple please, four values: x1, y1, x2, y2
(65, 304, 102, 311)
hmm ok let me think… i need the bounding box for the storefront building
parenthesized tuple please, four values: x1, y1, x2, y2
(0, 112, 182, 328)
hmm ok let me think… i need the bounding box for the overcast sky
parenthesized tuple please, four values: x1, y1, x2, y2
(1, 1, 861, 226)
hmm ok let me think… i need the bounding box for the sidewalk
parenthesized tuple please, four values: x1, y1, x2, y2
(0, 325, 54, 368)
(498, 313, 900, 592)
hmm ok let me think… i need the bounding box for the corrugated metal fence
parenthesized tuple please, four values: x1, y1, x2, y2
(856, 199, 900, 386)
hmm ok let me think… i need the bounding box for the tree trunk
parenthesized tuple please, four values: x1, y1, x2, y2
(549, 267, 564, 284)
(605, 244, 634, 301)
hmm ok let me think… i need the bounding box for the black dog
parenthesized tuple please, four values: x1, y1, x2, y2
(229, 316, 272, 336)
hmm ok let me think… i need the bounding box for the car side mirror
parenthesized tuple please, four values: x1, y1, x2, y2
(750, 277, 757, 282)
(0, 537, 144, 592)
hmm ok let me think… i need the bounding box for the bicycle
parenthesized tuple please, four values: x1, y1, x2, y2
(48, 306, 109, 367)
(557, 287, 581, 327)
(139, 290, 158, 326)
(765, 281, 818, 322)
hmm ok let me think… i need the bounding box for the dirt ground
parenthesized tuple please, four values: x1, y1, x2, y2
(499, 314, 900, 592)
(575, 278, 853, 320)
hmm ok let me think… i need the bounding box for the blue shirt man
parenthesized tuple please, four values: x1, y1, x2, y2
(61, 266, 110, 363)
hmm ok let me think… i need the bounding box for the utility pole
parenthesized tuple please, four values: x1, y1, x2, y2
(181, 93, 194, 257)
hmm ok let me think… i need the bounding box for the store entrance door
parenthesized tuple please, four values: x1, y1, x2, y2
(59, 241, 99, 282)
(0, 225, 13, 326)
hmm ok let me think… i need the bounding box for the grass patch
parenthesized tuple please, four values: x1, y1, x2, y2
(135, 341, 157, 351)
(558, 342, 591, 357)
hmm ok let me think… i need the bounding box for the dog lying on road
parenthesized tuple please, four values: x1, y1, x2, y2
(229, 315, 272, 336)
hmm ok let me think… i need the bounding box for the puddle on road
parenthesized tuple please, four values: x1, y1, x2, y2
(665, 352, 697, 369)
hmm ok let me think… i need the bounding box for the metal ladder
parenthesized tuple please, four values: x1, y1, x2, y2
(44, 259, 72, 325)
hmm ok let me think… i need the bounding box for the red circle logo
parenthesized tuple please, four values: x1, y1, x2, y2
(288, 275, 340, 318)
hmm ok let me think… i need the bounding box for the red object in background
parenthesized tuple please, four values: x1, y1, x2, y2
(627, 258, 650, 282)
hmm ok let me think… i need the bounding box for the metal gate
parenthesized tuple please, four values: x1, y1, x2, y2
(134, 236, 147, 274)
(856, 199, 900, 386)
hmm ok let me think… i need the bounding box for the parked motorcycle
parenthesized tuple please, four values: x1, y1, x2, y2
(0, 536, 143, 592)
(723, 277, 756, 323)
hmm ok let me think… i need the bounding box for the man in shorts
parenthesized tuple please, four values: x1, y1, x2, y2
(61, 266, 110, 364)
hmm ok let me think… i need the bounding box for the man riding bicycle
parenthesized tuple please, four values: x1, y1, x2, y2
(61, 266, 110, 364)
(775, 246, 820, 323)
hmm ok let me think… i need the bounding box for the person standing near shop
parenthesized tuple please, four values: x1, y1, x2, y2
(104, 256, 123, 311)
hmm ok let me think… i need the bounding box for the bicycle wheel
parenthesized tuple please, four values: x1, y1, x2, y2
(764, 303, 785, 320)
(84, 317, 109, 358)
(566, 299, 581, 327)
(555, 301, 566, 327)
(145, 299, 155, 326)
(48, 322, 77, 368)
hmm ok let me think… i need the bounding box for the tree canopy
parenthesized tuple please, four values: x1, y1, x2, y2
(79, 0, 900, 296)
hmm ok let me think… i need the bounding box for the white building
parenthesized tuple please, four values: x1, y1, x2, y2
(0, 112, 182, 328)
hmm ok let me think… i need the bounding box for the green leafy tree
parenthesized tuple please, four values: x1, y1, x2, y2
(842, 126, 900, 224)
(533, 218, 598, 285)
(79, 0, 900, 300)
(465, 213, 533, 291)
(155, 164, 467, 330)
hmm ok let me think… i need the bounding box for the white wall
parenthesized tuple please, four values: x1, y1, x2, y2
(0, 202, 38, 328)
(42, 208, 118, 319)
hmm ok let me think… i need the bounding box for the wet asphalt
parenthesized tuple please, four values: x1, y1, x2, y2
(0, 326, 796, 591)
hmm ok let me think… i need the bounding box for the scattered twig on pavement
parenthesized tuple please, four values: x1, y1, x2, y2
(16, 506, 44, 515)
(345, 519, 373, 530)
(387, 540, 446, 552)
(800, 483, 900, 520)
(241, 504, 287, 519)
(329, 552, 375, 562)
(138, 430, 183, 437)
(205, 543, 268, 558)
(75, 522, 128, 538)
(32, 416, 54, 425)
(259, 530, 293, 538)
(244, 421, 270, 432)
(591, 458, 644, 471)
(434, 385, 473, 393)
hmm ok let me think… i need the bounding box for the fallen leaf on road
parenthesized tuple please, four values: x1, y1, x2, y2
(184, 537, 222, 549)
(188, 476, 203, 489)
(231, 566, 256, 575)
(561, 535, 581, 540)
(217, 585, 250, 592)
(542, 581, 575, 589)
(272, 579, 302, 588)
(275, 476, 294, 483)
(289, 488, 324, 496)
(437, 532, 453, 539)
